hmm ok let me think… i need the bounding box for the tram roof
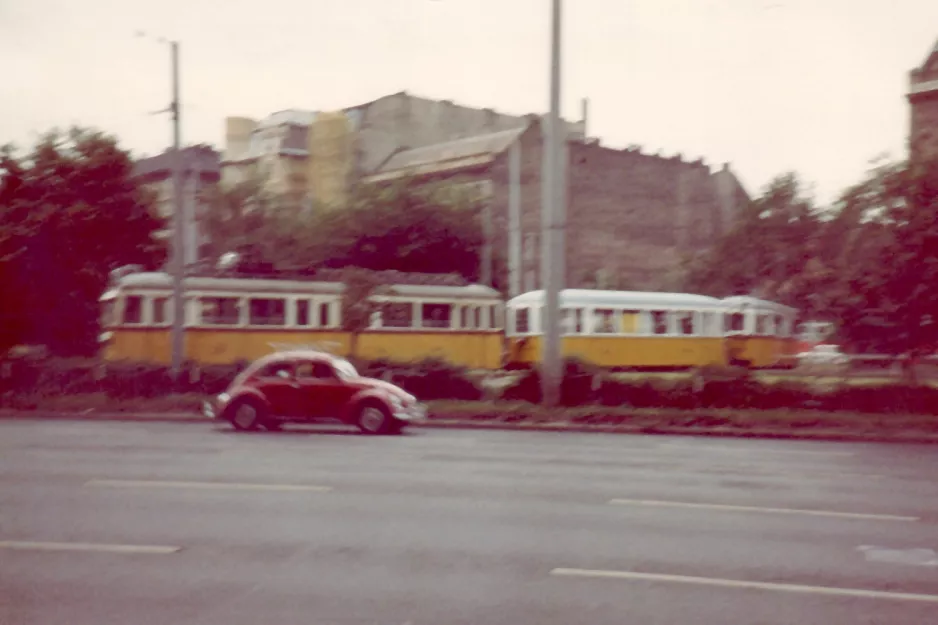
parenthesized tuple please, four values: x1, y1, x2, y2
(508, 289, 725, 309)
(721, 295, 797, 313)
(110, 272, 501, 299)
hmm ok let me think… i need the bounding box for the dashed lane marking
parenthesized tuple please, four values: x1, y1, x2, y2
(607, 498, 918, 521)
(85, 479, 332, 492)
(0, 540, 180, 554)
(550, 568, 938, 603)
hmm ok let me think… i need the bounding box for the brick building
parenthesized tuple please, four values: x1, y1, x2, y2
(908, 39, 938, 162)
(221, 92, 749, 292)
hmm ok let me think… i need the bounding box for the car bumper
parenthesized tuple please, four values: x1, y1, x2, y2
(393, 402, 428, 423)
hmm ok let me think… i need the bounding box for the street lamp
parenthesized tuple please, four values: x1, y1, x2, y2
(138, 32, 186, 378)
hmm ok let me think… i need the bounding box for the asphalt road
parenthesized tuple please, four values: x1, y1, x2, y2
(2, 419, 937, 625)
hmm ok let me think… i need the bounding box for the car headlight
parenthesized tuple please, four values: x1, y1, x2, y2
(389, 395, 403, 409)
(217, 392, 230, 404)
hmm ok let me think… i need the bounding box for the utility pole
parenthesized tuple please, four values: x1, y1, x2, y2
(540, 0, 563, 407)
(169, 40, 186, 378)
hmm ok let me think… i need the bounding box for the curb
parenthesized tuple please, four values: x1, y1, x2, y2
(2, 410, 938, 445)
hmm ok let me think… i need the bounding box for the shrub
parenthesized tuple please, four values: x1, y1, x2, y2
(388, 358, 484, 401)
(499, 357, 602, 406)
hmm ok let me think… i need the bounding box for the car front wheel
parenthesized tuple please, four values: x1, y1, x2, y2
(357, 403, 393, 435)
(229, 398, 266, 432)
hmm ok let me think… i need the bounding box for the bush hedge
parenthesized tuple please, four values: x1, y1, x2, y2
(3, 356, 938, 416)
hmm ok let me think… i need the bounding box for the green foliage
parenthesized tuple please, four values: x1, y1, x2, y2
(0, 128, 165, 355)
(199, 175, 489, 287)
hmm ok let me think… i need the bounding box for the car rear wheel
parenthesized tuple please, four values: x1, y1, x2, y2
(357, 403, 392, 435)
(230, 398, 265, 432)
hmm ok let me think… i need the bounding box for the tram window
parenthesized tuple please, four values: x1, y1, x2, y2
(383, 302, 414, 328)
(594, 309, 616, 334)
(296, 300, 310, 327)
(101, 300, 116, 327)
(422, 303, 451, 329)
(318, 302, 332, 327)
(561, 308, 583, 334)
(488, 305, 497, 329)
(651, 311, 669, 335)
(123, 296, 143, 325)
(473, 306, 482, 329)
(202, 297, 240, 325)
(153, 297, 169, 324)
(249, 298, 286, 326)
(675, 311, 694, 335)
(621, 310, 640, 334)
(515, 308, 530, 333)
(755, 313, 768, 335)
(726, 313, 745, 333)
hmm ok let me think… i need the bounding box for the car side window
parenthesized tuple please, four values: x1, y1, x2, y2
(259, 362, 293, 378)
(295, 361, 335, 380)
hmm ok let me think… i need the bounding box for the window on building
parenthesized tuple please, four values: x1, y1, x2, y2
(296, 300, 310, 327)
(123, 296, 143, 325)
(201, 297, 240, 325)
(249, 298, 286, 326)
(383, 302, 414, 328)
(422, 303, 451, 329)
(153, 297, 169, 325)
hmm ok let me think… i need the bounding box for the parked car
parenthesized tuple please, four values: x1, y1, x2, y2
(203, 350, 427, 434)
(796, 344, 851, 368)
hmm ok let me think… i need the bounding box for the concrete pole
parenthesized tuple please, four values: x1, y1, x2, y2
(169, 40, 186, 378)
(540, 0, 563, 407)
(508, 140, 522, 298)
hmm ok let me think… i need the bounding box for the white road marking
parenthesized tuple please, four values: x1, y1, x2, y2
(657, 443, 854, 457)
(858, 546, 938, 566)
(0, 540, 180, 554)
(607, 498, 918, 521)
(85, 479, 332, 492)
(549, 568, 938, 603)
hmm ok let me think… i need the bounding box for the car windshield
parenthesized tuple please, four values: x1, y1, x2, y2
(333, 359, 359, 380)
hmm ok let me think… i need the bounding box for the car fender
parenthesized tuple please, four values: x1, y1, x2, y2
(219, 388, 271, 421)
(341, 388, 394, 423)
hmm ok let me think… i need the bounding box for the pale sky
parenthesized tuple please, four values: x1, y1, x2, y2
(2, 0, 936, 205)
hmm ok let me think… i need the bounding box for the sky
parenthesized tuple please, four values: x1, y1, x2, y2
(2, 0, 937, 206)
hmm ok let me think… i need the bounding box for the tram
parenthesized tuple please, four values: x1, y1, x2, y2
(99, 270, 505, 369)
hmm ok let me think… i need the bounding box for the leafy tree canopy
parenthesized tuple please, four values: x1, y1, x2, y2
(0, 127, 165, 355)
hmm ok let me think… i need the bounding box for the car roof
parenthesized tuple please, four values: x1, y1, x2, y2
(250, 350, 340, 367)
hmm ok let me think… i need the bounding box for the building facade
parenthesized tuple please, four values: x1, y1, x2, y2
(220, 92, 749, 292)
(908, 39, 938, 162)
(133, 145, 220, 266)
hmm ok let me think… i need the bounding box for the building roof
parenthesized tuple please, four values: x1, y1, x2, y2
(368, 125, 529, 180)
(133, 145, 220, 179)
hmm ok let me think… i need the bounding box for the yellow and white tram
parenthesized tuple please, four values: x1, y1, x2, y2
(98, 269, 799, 371)
(99, 271, 505, 368)
(504, 290, 799, 370)
(504, 289, 730, 369)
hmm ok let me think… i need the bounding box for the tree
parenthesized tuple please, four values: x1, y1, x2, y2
(339, 267, 391, 360)
(199, 174, 488, 286)
(0, 128, 165, 355)
(683, 173, 822, 307)
(840, 157, 938, 371)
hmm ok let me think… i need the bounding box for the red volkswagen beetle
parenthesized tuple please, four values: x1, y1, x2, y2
(203, 350, 427, 435)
